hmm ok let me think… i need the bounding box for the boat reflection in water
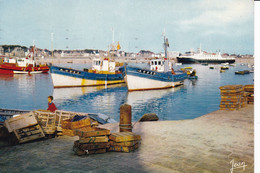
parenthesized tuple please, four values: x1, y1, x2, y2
(53, 83, 126, 101)
(52, 83, 127, 121)
(126, 86, 183, 120)
(126, 87, 180, 106)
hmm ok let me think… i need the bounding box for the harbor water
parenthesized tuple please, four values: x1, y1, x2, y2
(0, 63, 254, 122)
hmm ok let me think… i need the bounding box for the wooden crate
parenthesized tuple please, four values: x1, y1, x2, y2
(219, 104, 240, 108)
(109, 140, 139, 147)
(33, 111, 56, 135)
(220, 92, 242, 96)
(247, 96, 254, 101)
(219, 107, 239, 111)
(74, 148, 106, 156)
(79, 135, 109, 143)
(109, 142, 140, 152)
(4, 112, 38, 133)
(71, 118, 91, 130)
(220, 97, 241, 102)
(61, 119, 72, 129)
(62, 126, 92, 137)
(74, 127, 110, 138)
(219, 85, 243, 90)
(221, 95, 241, 99)
(62, 128, 75, 137)
(109, 132, 141, 142)
(220, 101, 240, 105)
(244, 85, 254, 93)
(55, 110, 90, 132)
(14, 124, 45, 143)
(74, 140, 109, 150)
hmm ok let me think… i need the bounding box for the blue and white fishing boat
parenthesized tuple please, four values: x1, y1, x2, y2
(122, 34, 187, 91)
(50, 58, 125, 88)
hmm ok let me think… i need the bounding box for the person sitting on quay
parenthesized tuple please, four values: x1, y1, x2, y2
(47, 96, 57, 112)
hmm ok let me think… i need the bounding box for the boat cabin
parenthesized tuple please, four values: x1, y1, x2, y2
(4, 57, 35, 67)
(150, 58, 172, 72)
(92, 58, 116, 72)
(150, 59, 165, 72)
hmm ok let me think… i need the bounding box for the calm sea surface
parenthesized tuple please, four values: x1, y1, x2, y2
(0, 63, 254, 122)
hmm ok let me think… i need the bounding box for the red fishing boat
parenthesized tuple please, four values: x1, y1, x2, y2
(0, 46, 49, 74)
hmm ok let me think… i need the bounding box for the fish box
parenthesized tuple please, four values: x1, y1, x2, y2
(79, 135, 109, 143)
(61, 119, 72, 129)
(62, 126, 92, 137)
(14, 124, 45, 143)
(74, 148, 107, 156)
(71, 117, 91, 130)
(220, 92, 243, 96)
(219, 107, 239, 111)
(74, 140, 109, 150)
(219, 85, 243, 90)
(109, 142, 140, 152)
(219, 104, 240, 108)
(244, 85, 254, 92)
(74, 127, 110, 138)
(220, 101, 240, 105)
(220, 97, 241, 102)
(221, 95, 241, 99)
(109, 132, 141, 142)
(4, 112, 38, 133)
(109, 140, 139, 147)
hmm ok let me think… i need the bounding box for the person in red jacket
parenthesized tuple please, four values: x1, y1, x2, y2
(47, 96, 57, 112)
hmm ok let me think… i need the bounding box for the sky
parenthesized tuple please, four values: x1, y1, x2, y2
(0, 0, 255, 54)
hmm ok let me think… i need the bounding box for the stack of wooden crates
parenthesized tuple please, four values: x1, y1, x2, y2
(62, 118, 142, 155)
(109, 132, 141, 152)
(219, 84, 254, 110)
(61, 116, 93, 137)
(219, 85, 244, 111)
(73, 127, 111, 156)
(4, 112, 45, 144)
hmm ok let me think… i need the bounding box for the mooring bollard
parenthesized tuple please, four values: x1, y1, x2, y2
(119, 104, 132, 132)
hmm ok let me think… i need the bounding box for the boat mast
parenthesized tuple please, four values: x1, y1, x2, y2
(51, 33, 54, 58)
(32, 40, 35, 61)
(163, 30, 169, 72)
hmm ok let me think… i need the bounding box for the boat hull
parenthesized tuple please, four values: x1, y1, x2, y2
(50, 66, 125, 88)
(123, 66, 187, 91)
(177, 57, 235, 64)
(0, 64, 49, 74)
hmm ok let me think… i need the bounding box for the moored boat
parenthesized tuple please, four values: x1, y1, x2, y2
(235, 70, 250, 75)
(122, 34, 187, 91)
(0, 46, 49, 74)
(50, 57, 125, 88)
(220, 66, 229, 70)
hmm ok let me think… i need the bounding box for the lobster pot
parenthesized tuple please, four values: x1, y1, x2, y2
(119, 104, 132, 132)
(219, 85, 244, 111)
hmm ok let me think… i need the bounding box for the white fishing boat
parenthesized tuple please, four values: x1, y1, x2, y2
(122, 34, 187, 91)
(50, 57, 125, 88)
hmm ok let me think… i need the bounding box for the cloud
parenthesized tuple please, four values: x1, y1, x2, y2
(179, 0, 254, 32)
